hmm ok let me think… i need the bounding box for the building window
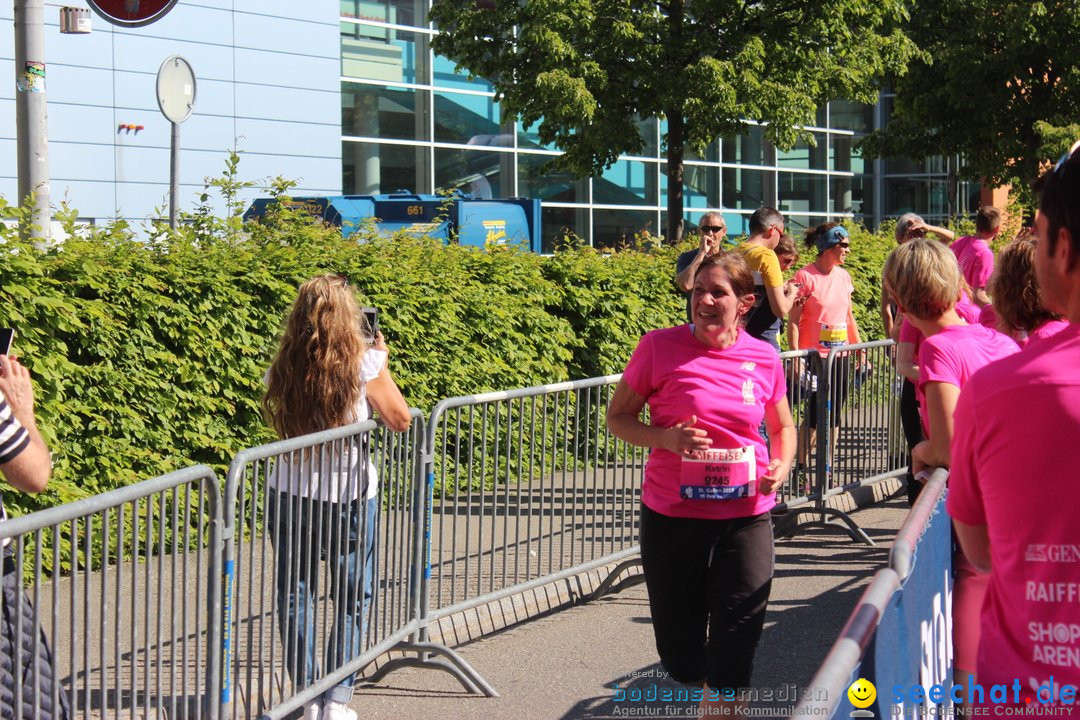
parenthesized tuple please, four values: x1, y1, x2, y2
(519, 154, 587, 203)
(343, 140, 431, 195)
(342, 83, 430, 142)
(434, 146, 512, 198)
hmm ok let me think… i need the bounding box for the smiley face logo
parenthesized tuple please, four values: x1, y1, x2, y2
(847, 678, 876, 709)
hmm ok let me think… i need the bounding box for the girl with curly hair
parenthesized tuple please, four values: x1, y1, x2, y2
(983, 234, 1067, 348)
(262, 274, 410, 720)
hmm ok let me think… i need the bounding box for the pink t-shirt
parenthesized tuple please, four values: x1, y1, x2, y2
(899, 317, 923, 354)
(889, 293, 984, 403)
(622, 325, 785, 520)
(917, 324, 1019, 436)
(956, 292, 980, 324)
(947, 322, 1080, 696)
(951, 235, 995, 290)
(793, 263, 856, 356)
(1028, 318, 1069, 348)
(897, 293, 980, 361)
(978, 303, 998, 330)
(898, 318, 929, 410)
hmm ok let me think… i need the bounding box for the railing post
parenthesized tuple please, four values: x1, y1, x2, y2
(814, 351, 831, 506)
(220, 452, 242, 720)
(412, 413, 433, 646)
(206, 473, 224, 720)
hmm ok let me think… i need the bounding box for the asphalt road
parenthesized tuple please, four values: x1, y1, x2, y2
(348, 495, 909, 720)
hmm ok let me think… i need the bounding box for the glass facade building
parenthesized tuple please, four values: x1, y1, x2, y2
(0, 0, 975, 234)
(0, 1, 343, 226)
(340, 1, 975, 252)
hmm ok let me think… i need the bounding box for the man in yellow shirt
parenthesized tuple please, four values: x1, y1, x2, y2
(733, 207, 800, 350)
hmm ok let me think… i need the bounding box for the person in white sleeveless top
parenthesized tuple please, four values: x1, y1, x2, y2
(262, 275, 410, 720)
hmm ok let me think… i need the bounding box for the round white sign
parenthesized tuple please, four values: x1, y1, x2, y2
(157, 56, 196, 124)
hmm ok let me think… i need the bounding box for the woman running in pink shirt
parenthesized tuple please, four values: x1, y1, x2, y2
(883, 239, 1019, 698)
(608, 252, 796, 717)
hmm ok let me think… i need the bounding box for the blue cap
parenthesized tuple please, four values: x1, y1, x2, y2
(815, 226, 850, 254)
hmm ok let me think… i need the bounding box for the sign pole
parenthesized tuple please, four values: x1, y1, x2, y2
(170, 121, 179, 229)
(156, 55, 196, 231)
(14, 0, 50, 241)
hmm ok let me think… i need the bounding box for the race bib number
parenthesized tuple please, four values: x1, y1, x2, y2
(680, 447, 756, 500)
(819, 322, 847, 348)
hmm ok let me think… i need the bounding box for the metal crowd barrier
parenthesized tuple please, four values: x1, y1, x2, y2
(416, 376, 647, 640)
(0, 465, 223, 720)
(220, 412, 458, 720)
(890, 469, 949, 581)
(792, 567, 902, 717)
(792, 470, 949, 719)
(822, 340, 907, 492)
(777, 348, 820, 508)
(775, 340, 905, 545)
(0, 347, 908, 719)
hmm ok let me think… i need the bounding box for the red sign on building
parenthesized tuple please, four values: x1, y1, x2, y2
(85, 0, 180, 27)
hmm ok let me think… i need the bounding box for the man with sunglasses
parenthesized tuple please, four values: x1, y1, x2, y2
(947, 141, 1080, 703)
(675, 212, 728, 321)
(732, 207, 800, 351)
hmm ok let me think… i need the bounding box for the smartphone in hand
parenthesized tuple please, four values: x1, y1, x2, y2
(361, 308, 378, 345)
(0, 328, 13, 356)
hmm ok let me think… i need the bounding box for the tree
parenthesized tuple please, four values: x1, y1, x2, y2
(861, 1, 1080, 198)
(429, 0, 917, 242)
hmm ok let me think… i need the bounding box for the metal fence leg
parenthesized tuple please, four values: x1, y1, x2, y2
(587, 558, 645, 602)
(365, 641, 499, 697)
(369, 416, 499, 697)
(775, 350, 875, 545)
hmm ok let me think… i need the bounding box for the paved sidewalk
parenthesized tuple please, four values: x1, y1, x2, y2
(349, 494, 909, 719)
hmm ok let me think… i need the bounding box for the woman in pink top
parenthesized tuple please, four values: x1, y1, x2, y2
(607, 252, 796, 716)
(788, 223, 863, 476)
(988, 235, 1067, 349)
(894, 290, 981, 430)
(883, 239, 1019, 698)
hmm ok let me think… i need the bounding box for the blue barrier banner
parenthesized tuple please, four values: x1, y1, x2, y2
(869, 495, 954, 718)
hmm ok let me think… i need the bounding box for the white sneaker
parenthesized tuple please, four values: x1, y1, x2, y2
(302, 699, 322, 720)
(321, 701, 357, 720)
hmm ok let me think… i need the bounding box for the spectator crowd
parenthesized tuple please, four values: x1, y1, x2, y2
(4, 146, 1080, 718)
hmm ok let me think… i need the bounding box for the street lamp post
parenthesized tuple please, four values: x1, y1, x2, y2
(14, 0, 50, 241)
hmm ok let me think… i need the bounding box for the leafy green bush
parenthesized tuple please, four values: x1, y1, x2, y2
(0, 160, 956, 516)
(543, 244, 685, 378)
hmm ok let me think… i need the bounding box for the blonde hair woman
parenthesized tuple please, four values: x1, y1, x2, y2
(262, 274, 410, 720)
(882, 239, 1018, 701)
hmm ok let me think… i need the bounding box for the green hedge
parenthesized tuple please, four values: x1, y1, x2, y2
(0, 166, 963, 516)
